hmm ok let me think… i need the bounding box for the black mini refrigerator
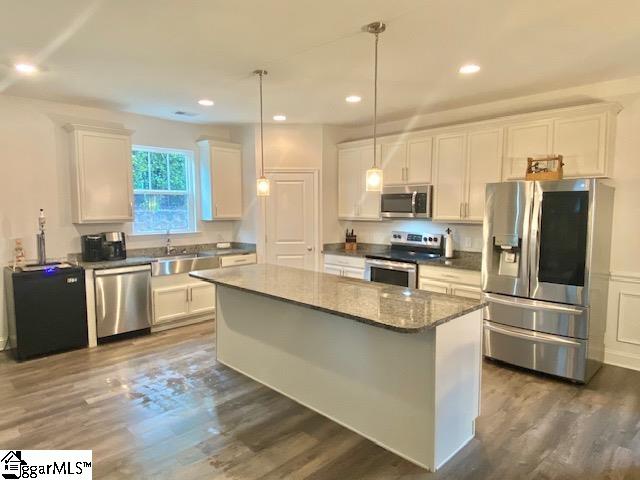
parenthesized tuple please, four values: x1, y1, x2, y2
(4, 265, 88, 361)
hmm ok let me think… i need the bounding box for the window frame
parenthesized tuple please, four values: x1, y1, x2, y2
(131, 145, 197, 235)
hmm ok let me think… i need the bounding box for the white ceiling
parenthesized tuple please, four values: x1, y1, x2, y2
(1, 0, 640, 126)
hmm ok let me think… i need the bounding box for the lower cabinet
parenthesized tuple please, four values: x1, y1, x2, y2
(323, 254, 366, 279)
(152, 273, 215, 327)
(418, 265, 482, 300)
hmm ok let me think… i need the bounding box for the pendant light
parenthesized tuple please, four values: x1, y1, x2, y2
(365, 21, 386, 192)
(254, 69, 270, 196)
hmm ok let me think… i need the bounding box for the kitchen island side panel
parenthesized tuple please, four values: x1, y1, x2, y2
(215, 285, 481, 470)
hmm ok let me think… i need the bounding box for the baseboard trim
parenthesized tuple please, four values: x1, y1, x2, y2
(604, 348, 640, 372)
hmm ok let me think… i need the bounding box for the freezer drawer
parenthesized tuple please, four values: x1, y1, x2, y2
(483, 320, 588, 382)
(95, 265, 151, 338)
(484, 293, 589, 339)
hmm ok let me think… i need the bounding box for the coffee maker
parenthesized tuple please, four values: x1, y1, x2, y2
(101, 232, 127, 260)
(80, 234, 104, 262)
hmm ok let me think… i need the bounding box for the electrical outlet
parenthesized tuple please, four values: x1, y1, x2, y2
(463, 237, 472, 249)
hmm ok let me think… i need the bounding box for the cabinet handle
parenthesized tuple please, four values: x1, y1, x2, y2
(459, 202, 463, 218)
(465, 202, 469, 218)
(186, 289, 190, 302)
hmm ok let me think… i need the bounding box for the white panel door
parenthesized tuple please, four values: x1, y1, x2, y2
(153, 286, 190, 324)
(358, 145, 381, 219)
(338, 149, 360, 218)
(503, 120, 553, 180)
(407, 137, 433, 184)
(79, 132, 133, 222)
(381, 142, 406, 186)
(553, 113, 607, 177)
(266, 172, 316, 270)
(211, 146, 242, 219)
(433, 133, 467, 221)
(189, 282, 216, 315)
(466, 128, 503, 222)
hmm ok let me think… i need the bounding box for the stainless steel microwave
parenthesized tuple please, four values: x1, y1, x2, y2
(380, 185, 432, 218)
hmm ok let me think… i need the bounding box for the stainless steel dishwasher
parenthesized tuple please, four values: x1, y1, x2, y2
(95, 264, 152, 340)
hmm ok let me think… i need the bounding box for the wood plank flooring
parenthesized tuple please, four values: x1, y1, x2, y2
(1, 321, 639, 479)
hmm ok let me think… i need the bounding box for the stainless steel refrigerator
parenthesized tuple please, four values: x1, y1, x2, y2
(482, 179, 614, 382)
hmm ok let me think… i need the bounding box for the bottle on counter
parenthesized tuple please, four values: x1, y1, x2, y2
(444, 228, 454, 259)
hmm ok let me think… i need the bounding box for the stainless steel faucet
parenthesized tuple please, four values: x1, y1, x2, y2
(165, 230, 175, 256)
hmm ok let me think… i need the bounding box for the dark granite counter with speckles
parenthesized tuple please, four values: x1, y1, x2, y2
(323, 243, 482, 271)
(191, 264, 485, 333)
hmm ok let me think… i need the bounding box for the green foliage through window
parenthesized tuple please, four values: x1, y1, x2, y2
(132, 147, 195, 234)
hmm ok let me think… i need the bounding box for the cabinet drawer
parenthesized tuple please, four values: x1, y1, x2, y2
(323, 254, 365, 269)
(220, 253, 257, 267)
(418, 265, 481, 286)
(418, 279, 449, 294)
(451, 285, 482, 300)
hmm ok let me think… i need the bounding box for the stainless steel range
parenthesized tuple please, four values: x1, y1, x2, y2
(482, 179, 614, 383)
(365, 231, 443, 288)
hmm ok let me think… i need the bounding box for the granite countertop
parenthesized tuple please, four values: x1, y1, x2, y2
(68, 242, 256, 270)
(190, 264, 485, 333)
(323, 243, 482, 271)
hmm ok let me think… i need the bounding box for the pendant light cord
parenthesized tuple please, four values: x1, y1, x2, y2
(373, 31, 379, 168)
(259, 71, 265, 177)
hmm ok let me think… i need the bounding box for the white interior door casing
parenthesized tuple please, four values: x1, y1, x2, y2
(266, 171, 316, 270)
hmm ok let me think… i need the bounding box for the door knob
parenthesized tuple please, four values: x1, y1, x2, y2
(307, 246, 313, 252)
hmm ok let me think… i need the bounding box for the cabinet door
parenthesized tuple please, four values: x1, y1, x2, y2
(450, 284, 483, 300)
(189, 282, 216, 315)
(553, 113, 607, 177)
(358, 145, 381, 219)
(324, 264, 343, 276)
(153, 285, 190, 324)
(433, 133, 467, 221)
(342, 266, 365, 279)
(406, 137, 433, 184)
(76, 131, 133, 222)
(381, 142, 406, 186)
(338, 149, 360, 219)
(211, 146, 243, 219)
(466, 128, 503, 221)
(503, 120, 553, 180)
(418, 279, 450, 294)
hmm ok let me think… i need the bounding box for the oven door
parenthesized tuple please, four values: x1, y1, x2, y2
(365, 259, 417, 288)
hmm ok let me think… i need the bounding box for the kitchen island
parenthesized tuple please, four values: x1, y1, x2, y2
(190, 264, 485, 471)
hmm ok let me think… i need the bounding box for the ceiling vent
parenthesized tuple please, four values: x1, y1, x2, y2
(173, 111, 198, 117)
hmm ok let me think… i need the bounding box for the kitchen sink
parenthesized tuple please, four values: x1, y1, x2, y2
(151, 253, 220, 276)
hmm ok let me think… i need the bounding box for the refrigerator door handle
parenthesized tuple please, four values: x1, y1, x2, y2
(484, 293, 584, 315)
(484, 321, 582, 348)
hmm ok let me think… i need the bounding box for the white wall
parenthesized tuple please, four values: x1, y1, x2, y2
(0, 94, 237, 345)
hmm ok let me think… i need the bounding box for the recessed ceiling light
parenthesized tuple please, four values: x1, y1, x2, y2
(198, 99, 214, 106)
(14, 63, 38, 74)
(273, 114, 286, 121)
(346, 95, 362, 103)
(459, 64, 481, 74)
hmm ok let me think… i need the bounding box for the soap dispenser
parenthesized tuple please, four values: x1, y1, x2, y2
(444, 228, 454, 259)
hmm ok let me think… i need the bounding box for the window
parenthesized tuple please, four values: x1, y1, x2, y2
(132, 146, 196, 234)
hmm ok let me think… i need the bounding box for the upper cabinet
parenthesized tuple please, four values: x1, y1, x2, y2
(198, 139, 243, 220)
(381, 135, 432, 186)
(65, 124, 134, 224)
(502, 104, 619, 180)
(338, 143, 381, 220)
(432, 127, 503, 223)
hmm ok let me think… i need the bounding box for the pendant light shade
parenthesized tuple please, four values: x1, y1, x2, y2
(254, 69, 270, 196)
(365, 21, 386, 192)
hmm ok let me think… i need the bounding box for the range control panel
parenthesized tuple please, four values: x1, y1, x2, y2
(390, 231, 443, 248)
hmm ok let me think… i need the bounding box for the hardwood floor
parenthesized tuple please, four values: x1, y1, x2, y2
(1, 322, 639, 479)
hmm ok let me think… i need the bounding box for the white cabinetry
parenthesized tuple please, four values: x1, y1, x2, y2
(338, 144, 380, 220)
(433, 128, 502, 223)
(64, 124, 134, 224)
(198, 139, 243, 220)
(418, 265, 482, 300)
(323, 254, 366, 279)
(381, 136, 433, 186)
(151, 273, 215, 327)
(502, 104, 619, 180)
